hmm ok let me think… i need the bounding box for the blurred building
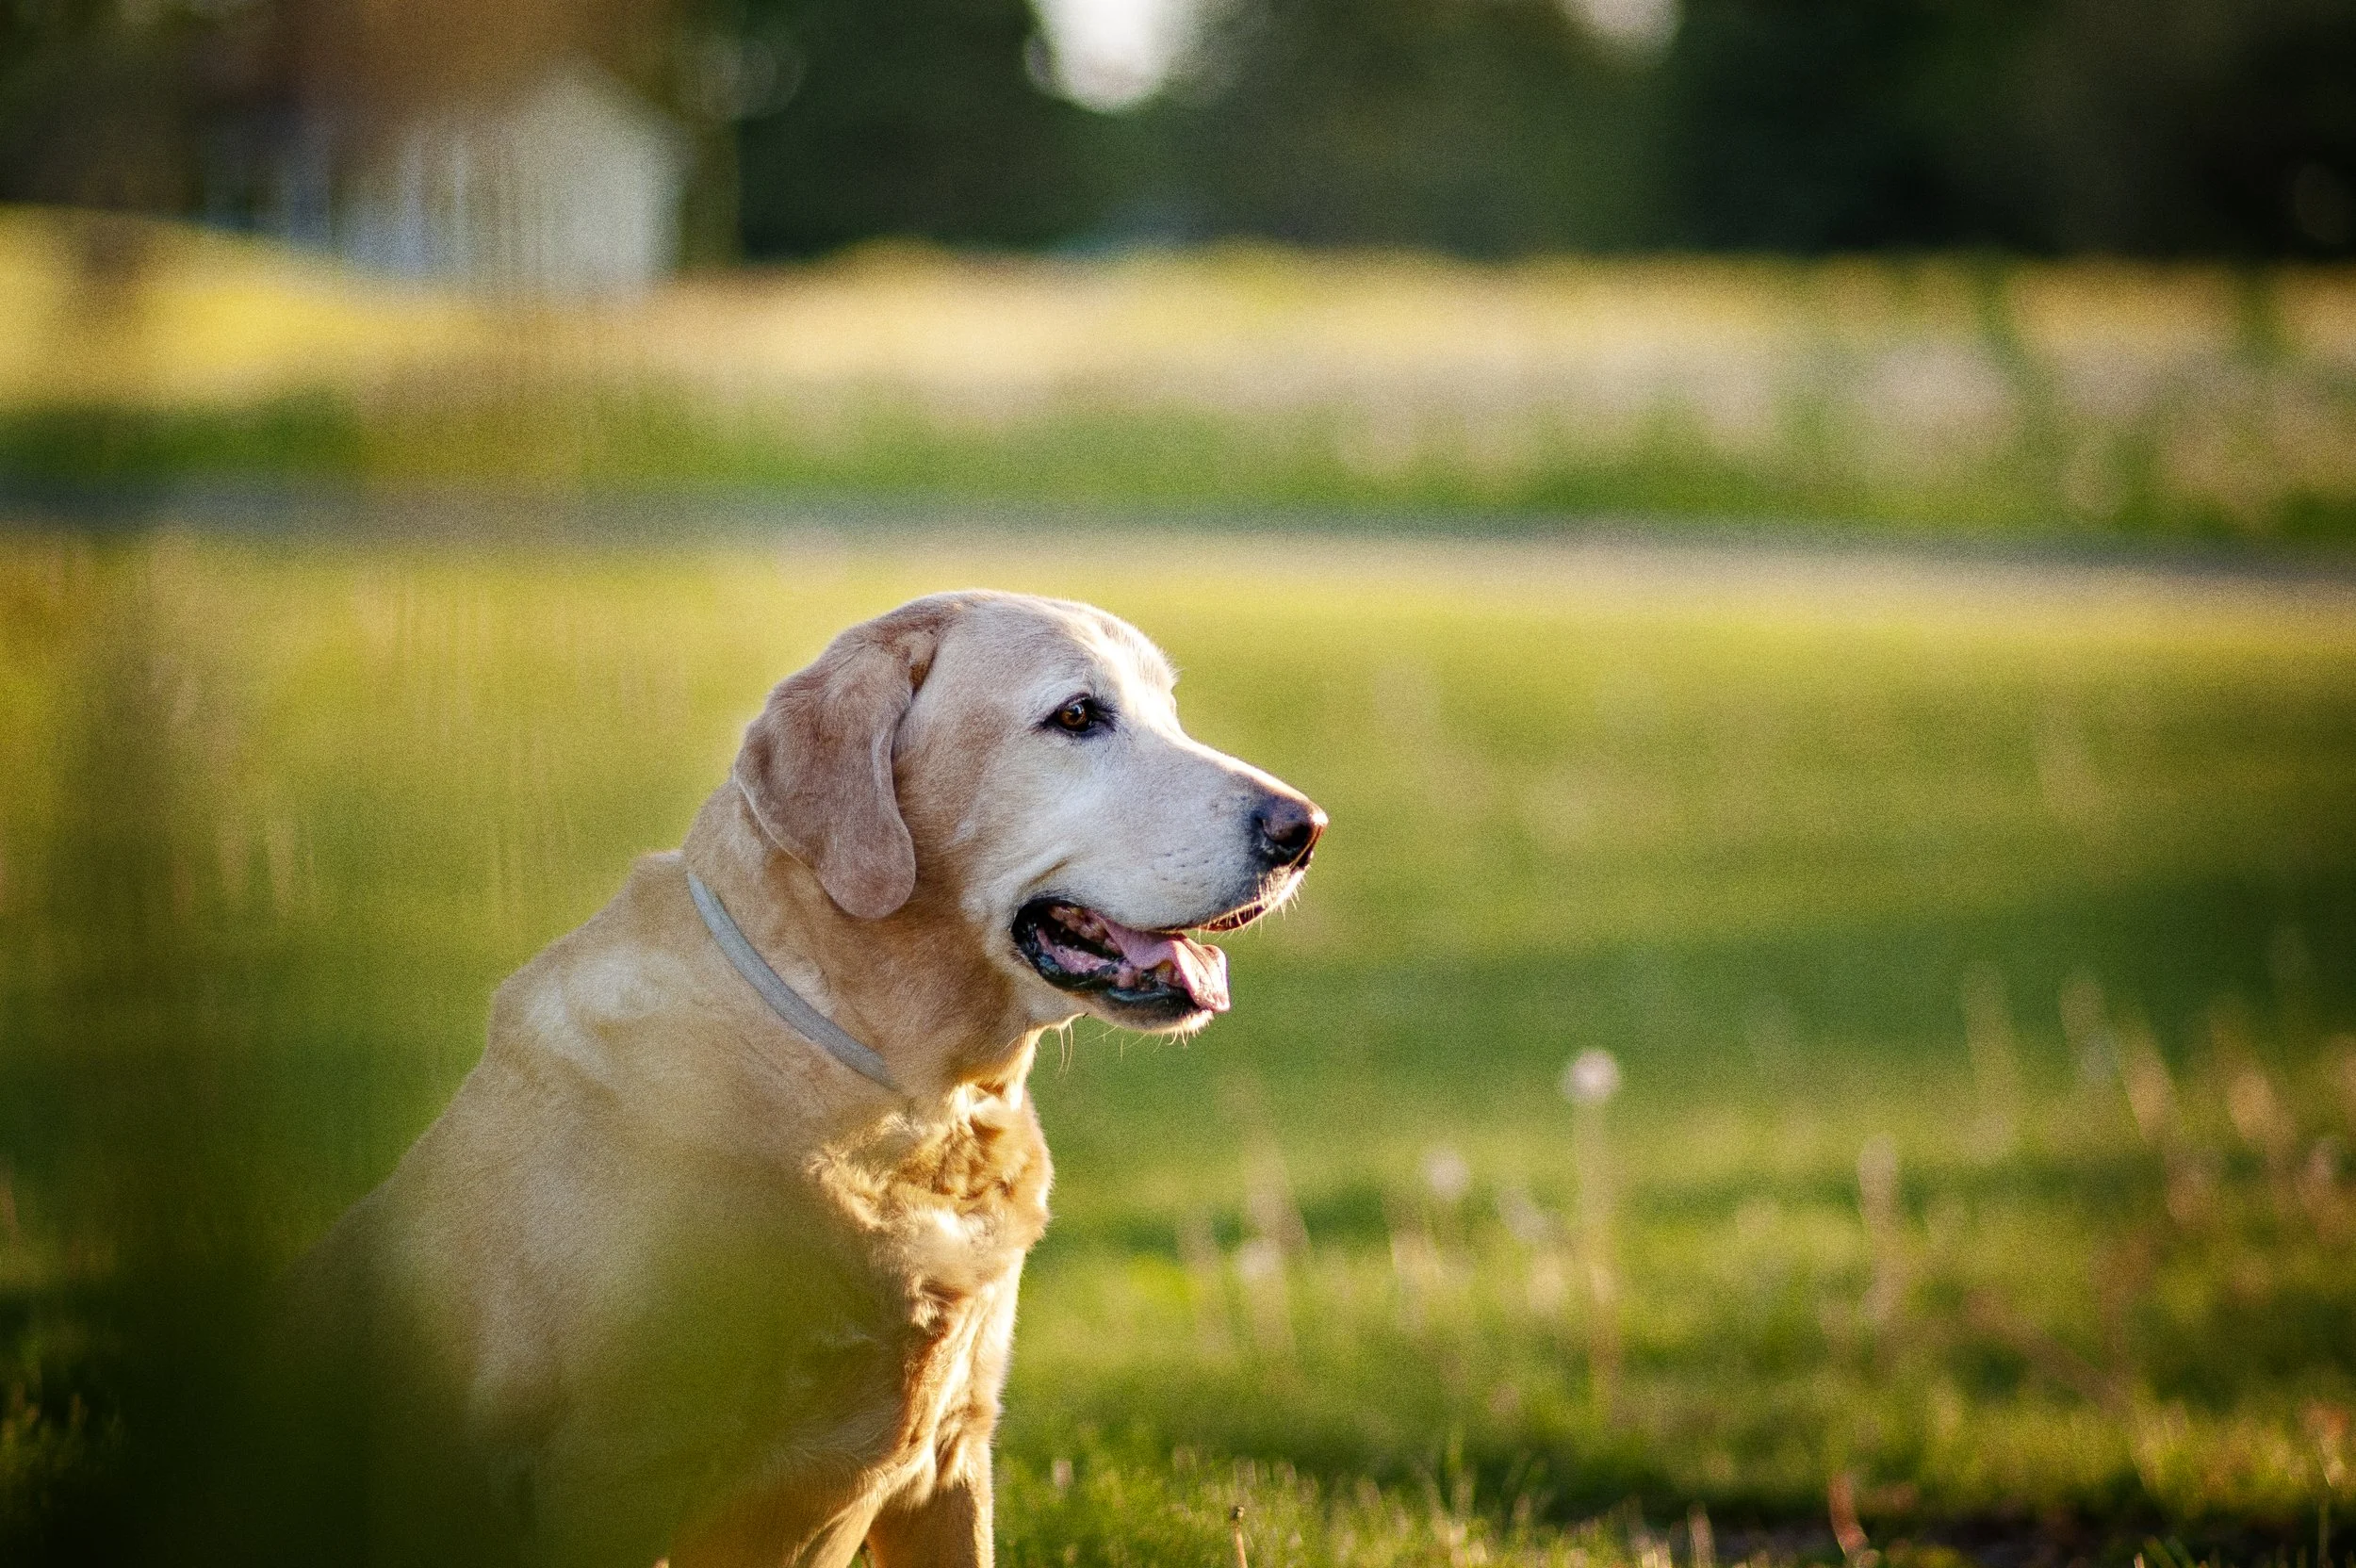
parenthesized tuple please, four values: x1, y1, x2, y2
(328, 64, 686, 294)
(260, 0, 704, 294)
(0, 0, 707, 294)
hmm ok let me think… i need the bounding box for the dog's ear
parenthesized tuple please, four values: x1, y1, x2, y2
(734, 603, 950, 920)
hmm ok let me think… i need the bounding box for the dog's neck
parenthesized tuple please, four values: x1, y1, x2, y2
(679, 786, 1038, 1106)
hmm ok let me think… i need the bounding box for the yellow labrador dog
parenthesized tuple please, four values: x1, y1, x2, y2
(275, 591, 1322, 1568)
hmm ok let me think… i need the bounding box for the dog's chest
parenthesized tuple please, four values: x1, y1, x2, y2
(865, 1095, 1052, 1279)
(807, 1092, 1053, 1450)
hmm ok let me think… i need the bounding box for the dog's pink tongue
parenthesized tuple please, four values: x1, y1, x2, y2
(1099, 918, 1231, 1014)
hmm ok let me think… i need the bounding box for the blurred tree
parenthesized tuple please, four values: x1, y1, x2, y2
(732, 0, 1108, 254)
(1661, 0, 2356, 255)
(1141, 0, 1669, 253)
(3, 0, 2351, 260)
(0, 0, 207, 213)
(2005, 0, 2356, 255)
(1659, 0, 2004, 249)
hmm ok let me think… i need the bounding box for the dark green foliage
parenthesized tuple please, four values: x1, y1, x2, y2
(732, 0, 1107, 255)
(1657, 0, 2356, 255)
(1137, 0, 2356, 256)
(6, 0, 2355, 258)
(0, 398, 367, 487)
(1138, 0, 1664, 253)
(0, 0, 205, 212)
(1659, 0, 2020, 251)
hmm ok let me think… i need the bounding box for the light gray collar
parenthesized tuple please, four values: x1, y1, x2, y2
(686, 870, 902, 1095)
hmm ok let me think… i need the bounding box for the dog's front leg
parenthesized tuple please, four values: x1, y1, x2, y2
(865, 1444, 993, 1568)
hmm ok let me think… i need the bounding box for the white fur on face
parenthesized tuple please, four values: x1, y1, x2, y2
(896, 596, 1307, 1030)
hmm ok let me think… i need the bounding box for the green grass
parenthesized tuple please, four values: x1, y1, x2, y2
(4, 525, 2356, 1562)
(4, 220, 2355, 541)
(8, 380, 2355, 542)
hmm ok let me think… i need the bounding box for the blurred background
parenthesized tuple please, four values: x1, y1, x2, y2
(5, 0, 2356, 1562)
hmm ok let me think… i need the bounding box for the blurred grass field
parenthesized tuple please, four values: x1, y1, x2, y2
(8, 206, 2356, 540)
(4, 523, 2356, 1564)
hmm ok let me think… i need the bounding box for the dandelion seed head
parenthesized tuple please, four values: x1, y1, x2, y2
(1421, 1145, 1472, 1202)
(1562, 1048, 1621, 1105)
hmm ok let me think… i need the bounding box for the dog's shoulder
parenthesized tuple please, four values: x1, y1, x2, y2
(490, 851, 694, 1040)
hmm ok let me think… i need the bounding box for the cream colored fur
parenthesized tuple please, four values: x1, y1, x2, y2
(282, 592, 1319, 1568)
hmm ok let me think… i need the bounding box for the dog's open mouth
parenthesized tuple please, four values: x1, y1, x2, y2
(1013, 898, 1235, 1022)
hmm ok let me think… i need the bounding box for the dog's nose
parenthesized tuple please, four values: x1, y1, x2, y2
(1252, 792, 1327, 871)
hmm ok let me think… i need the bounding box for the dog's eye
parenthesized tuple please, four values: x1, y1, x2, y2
(1047, 695, 1107, 735)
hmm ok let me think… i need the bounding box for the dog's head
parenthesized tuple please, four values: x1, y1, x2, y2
(734, 592, 1322, 1035)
